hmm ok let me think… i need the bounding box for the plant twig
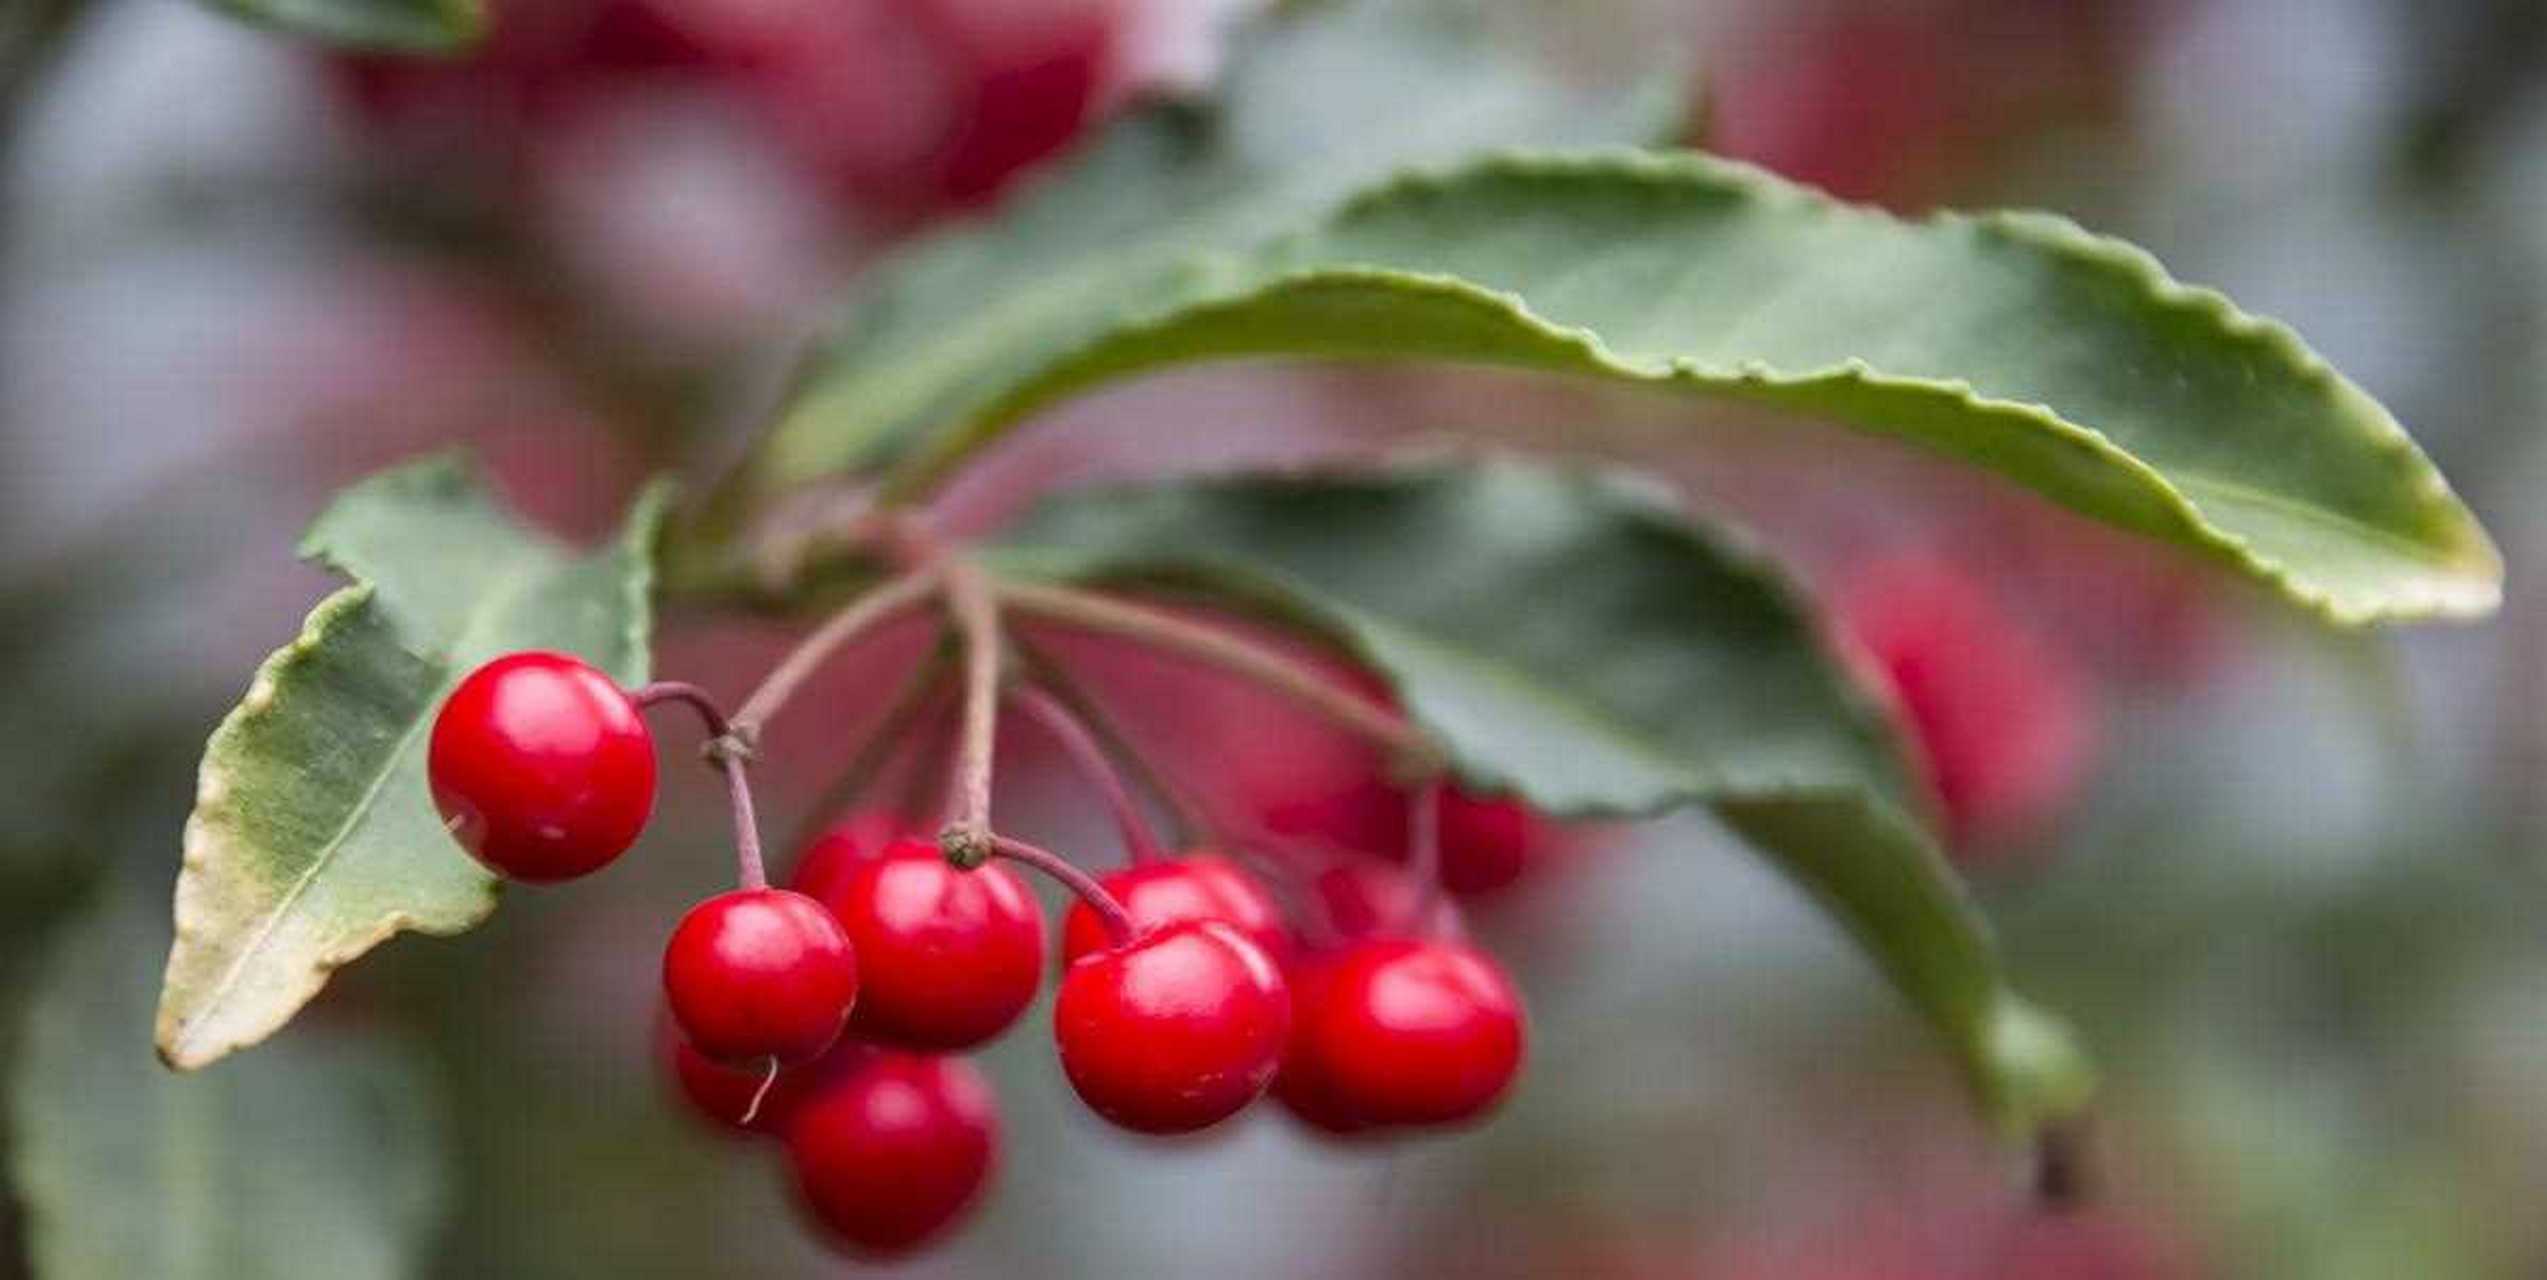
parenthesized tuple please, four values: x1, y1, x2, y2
(635, 681, 767, 891)
(993, 579, 1441, 773)
(730, 566, 943, 739)
(937, 558, 1004, 861)
(1008, 683, 1167, 865)
(1010, 639, 1214, 850)
(782, 643, 955, 855)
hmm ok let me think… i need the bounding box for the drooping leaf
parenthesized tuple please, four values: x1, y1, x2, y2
(775, 147, 2496, 626)
(198, 0, 483, 53)
(993, 459, 2092, 1137)
(17, 878, 449, 1278)
(711, 0, 1682, 537)
(155, 457, 664, 1071)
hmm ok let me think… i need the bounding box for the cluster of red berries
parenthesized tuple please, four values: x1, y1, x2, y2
(425, 647, 1529, 1257)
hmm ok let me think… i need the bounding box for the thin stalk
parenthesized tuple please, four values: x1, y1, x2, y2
(1008, 683, 1167, 865)
(1402, 778, 1444, 935)
(937, 557, 1004, 860)
(989, 834, 1132, 947)
(782, 645, 955, 856)
(1011, 639, 1213, 850)
(635, 681, 767, 891)
(994, 579, 1439, 773)
(730, 566, 943, 739)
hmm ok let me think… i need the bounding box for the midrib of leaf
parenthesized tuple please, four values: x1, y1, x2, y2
(165, 553, 552, 1065)
(1368, 617, 1703, 772)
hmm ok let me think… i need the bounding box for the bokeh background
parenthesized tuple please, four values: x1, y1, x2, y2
(7, 0, 2547, 1275)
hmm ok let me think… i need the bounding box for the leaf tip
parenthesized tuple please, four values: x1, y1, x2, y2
(1978, 997, 2098, 1143)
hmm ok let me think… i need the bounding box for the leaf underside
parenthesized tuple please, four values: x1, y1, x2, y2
(994, 458, 2094, 1138)
(18, 881, 447, 1278)
(766, 141, 2496, 626)
(154, 457, 663, 1071)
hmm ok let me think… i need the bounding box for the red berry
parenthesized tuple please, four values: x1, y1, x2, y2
(1059, 853, 1290, 968)
(814, 837, 1045, 1050)
(662, 888, 859, 1065)
(1269, 956, 1379, 1138)
(661, 1019, 807, 1136)
(912, 0, 1116, 204)
(1258, 765, 1407, 856)
(1292, 939, 1524, 1129)
(788, 809, 909, 907)
(1834, 554, 2096, 852)
(1261, 766, 1564, 899)
(1309, 859, 1461, 944)
(1434, 789, 1551, 897)
(427, 650, 657, 883)
(785, 1051, 1000, 1258)
(1054, 921, 1290, 1135)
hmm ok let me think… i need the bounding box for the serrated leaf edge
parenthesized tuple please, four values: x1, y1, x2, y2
(883, 149, 2498, 626)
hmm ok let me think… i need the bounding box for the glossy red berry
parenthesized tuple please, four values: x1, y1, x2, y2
(661, 1019, 807, 1136)
(788, 809, 909, 907)
(785, 1051, 1000, 1258)
(814, 837, 1045, 1050)
(1435, 789, 1552, 896)
(427, 650, 656, 882)
(1292, 938, 1524, 1129)
(663, 888, 859, 1065)
(1055, 921, 1290, 1135)
(1270, 956, 1379, 1138)
(1059, 853, 1291, 969)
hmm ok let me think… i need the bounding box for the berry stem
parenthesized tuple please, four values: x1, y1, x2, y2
(939, 556, 1004, 858)
(1007, 683, 1168, 865)
(783, 642, 955, 855)
(988, 834, 1134, 947)
(1232, 839, 1344, 949)
(1011, 640, 1215, 850)
(729, 565, 943, 741)
(992, 579, 1442, 774)
(634, 681, 769, 891)
(1403, 778, 1444, 934)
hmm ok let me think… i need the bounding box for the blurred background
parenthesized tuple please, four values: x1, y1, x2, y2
(7, 0, 2547, 1275)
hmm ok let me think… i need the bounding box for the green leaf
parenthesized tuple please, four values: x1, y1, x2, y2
(992, 458, 2093, 1137)
(16, 878, 448, 1278)
(777, 148, 2496, 626)
(720, 1, 1681, 526)
(154, 456, 665, 1071)
(198, 0, 484, 54)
